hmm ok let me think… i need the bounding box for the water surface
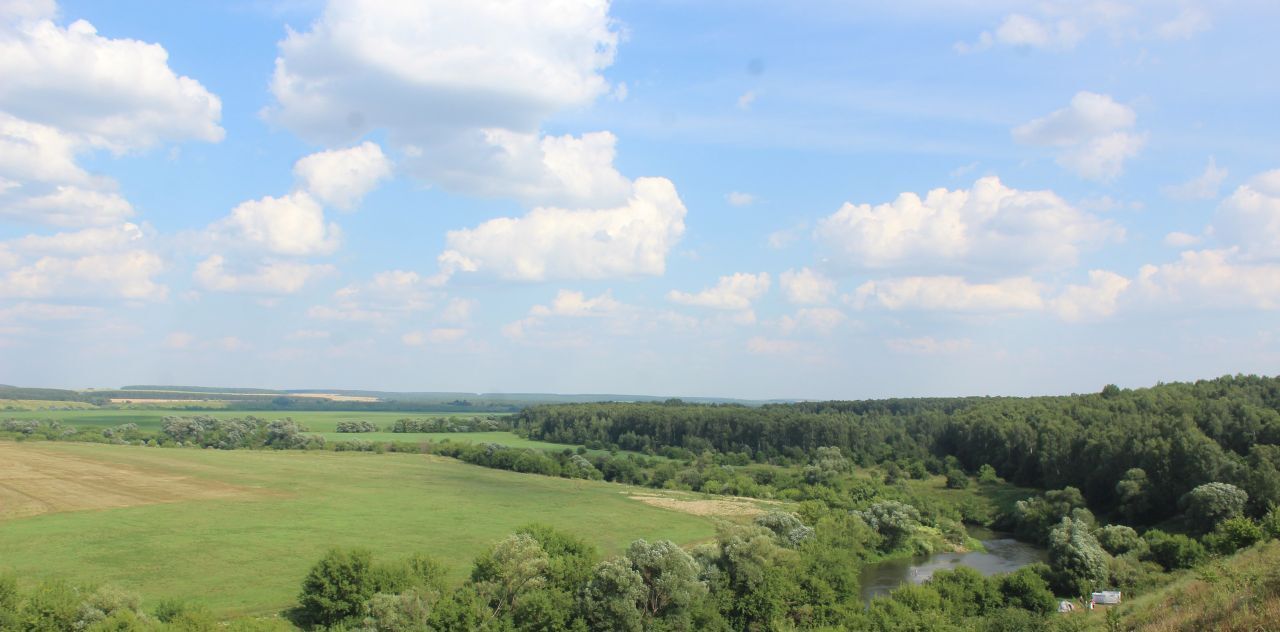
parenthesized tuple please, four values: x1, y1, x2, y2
(859, 528, 1047, 604)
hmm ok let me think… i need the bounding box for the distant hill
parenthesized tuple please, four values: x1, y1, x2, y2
(116, 385, 789, 407)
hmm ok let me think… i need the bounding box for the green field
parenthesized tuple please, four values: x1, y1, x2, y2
(0, 441, 723, 616)
(3, 408, 502, 431)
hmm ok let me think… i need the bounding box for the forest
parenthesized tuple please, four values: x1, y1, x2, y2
(517, 375, 1280, 525)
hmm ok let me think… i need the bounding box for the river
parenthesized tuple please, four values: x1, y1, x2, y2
(859, 526, 1048, 604)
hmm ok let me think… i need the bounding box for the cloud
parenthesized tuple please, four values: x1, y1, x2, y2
(767, 222, 807, 249)
(1157, 7, 1210, 40)
(1136, 248, 1280, 310)
(308, 269, 440, 324)
(0, 301, 101, 324)
(265, 0, 624, 207)
(9, 222, 146, 255)
(438, 177, 686, 282)
(164, 332, 193, 349)
(0, 9, 223, 149)
(886, 336, 973, 355)
(1163, 231, 1203, 248)
(530, 290, 620, 317)
(0, 5, 222, 228)
(779, 267, 835, 305)
(0, 249, 165, 300)
(668, 272, 770, 311)
(1013, 92, 1145, 181)
(194, 255, 332, 294)
(726, 191, 756, 207)
(402, 328, 466, 346)
(209, 191, 341, 257)
(293, 141, 392, 210)
(816, 176, 1119, 272)
(746, 336, 802, 355)
(853, 276, 1044, 312)
(778, 307, 846, 335)
(1050, 270, 1131, 322)
(1163, 157, 1228, 201)
(0, 183, 133, 227)
(438, 297, 475, 324)
(957, 3, 1212, 53)
(0, 220, 165, 301)
(1210, 169, 1280, 260)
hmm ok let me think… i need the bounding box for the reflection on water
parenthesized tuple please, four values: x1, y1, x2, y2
(859, 530, 1047, 604)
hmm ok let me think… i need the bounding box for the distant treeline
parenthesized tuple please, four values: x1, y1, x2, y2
(517, 375, 1280, 524)
(0, 385, 105, 404)
(89, 391, 525, 413)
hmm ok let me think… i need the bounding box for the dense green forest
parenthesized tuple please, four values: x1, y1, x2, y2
(517, 375, 1280, 524)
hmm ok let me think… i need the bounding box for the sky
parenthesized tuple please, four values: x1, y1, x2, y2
(0, 0, 1278, 399)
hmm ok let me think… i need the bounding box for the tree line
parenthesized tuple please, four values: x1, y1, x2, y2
(516, 375, 1280, 524)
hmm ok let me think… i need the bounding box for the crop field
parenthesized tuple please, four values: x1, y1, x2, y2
(0, 441, 734, 616)
(2, 408, 503, 431)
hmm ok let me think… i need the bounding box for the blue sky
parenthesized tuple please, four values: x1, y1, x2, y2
(1, 0, 1278, 399)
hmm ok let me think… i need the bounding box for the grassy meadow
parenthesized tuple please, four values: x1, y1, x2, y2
(0, 441, 727, 616)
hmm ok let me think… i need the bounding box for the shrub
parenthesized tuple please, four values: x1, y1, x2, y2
(298, 548, 378, 626)
(1180, 482, 1248, 533)
(996, 567, 1056, 615)
(945, 469, 970, 489)
(857, 501, 922, 551)
(1143, 530, 1207, 570)
(978, 464, 1000, 484)
(1096, 525, 1144, 556)
(335, 421, 378, 433)
(1203, 516, 1264, 555)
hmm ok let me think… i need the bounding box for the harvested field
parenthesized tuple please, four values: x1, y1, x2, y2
(627, 492, 772, 518)
(0, 443, 250, 520)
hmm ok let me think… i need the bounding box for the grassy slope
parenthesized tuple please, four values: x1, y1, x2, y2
(1115, 541, 1280, 631)
(0, 442, 716, 616)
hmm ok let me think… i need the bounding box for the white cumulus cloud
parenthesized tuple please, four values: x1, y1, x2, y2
(1051, 270, 1131, 322)
(853, 276, 1045, 312)
(438, 177, 686, 282)
(1013, 92, 1145, 181)
(293, 141, 393, 210)
(816, 176, 1119, 272)
(209, 191, 340, 256)
(779, 267, 835, 305)
(0, 6, 222, 229)
(194, 255, 332, 294)
(668, 272, 771, 311)
(778, 307, 846, 335)
(1210, 169, 1280, 261)
(1136, 249, 1280, 310)
(265, 0, 624, 207)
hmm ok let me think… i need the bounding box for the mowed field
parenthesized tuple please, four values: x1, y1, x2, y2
(3, 408, 581, 451)
(0, 441, 725, 615)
